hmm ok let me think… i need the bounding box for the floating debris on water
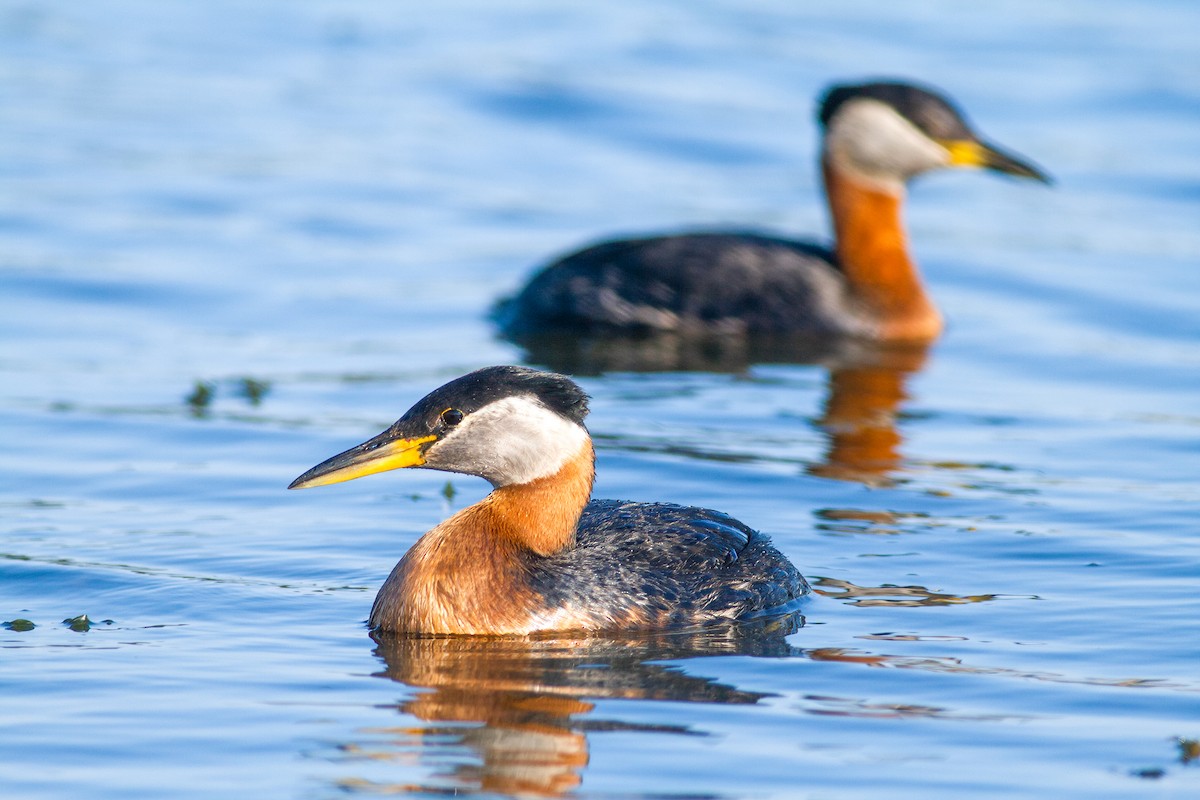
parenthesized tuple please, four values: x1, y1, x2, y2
(236, 377, 271, 406)
(62, 615, 114, 632)
(185, 380, 215, 416)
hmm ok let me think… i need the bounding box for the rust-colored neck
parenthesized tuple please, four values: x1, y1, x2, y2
(486, 440, 596, 557)
(370, 442, 596, 634)
(822, 157, 943, 341)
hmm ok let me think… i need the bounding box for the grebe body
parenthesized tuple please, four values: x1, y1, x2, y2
(290, 366, 808, 635)
(496, 79, 1050, 343)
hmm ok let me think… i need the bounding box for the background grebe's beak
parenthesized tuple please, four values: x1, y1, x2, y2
(288, 429, 437, 489)
(939, 138, 1053, 184)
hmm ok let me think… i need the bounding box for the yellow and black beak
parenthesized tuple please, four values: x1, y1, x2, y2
(288, 428, 437, 490)
(939, 138, 1053, 184)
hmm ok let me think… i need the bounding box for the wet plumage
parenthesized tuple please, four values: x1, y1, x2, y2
(530, 499, 807, 629)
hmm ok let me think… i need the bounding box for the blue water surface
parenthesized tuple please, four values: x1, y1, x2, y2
(2, 2, 1199, 798)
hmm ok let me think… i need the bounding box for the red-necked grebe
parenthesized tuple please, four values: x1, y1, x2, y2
(289, 365, 808, 635)
(495, 79, 1051, 343)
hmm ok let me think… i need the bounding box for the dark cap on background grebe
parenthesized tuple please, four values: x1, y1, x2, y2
(495, 78, 1050, 344)
(290, 366, 809, 635)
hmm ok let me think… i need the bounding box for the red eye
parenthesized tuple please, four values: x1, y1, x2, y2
(440, 408, 464, 427)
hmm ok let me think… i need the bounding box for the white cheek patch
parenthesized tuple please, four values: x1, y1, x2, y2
(429, 395, 590, 487)
(826, 99, 950, 185)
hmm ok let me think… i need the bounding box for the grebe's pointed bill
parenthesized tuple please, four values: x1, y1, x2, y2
(288, 429, 437, 490)
(939, 138, 1053, 185)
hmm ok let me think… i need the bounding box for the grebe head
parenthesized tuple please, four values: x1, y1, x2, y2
(289, 366, 591, 491)
(818, 79, 1051, 191)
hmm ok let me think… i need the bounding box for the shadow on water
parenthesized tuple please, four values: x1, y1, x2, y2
(510, 331, 930, 487)
(342, 616, 802, 796)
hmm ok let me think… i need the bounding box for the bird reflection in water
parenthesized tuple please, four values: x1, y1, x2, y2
(811, 576, 998, 607)
(338, 617, 800, 796)
(507, 331, 930, 487)
(806, 342, 927, 486)
(334, 592, 1088, 795)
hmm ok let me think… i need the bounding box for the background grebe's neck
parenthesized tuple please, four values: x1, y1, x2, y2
(370, 440, 596, 634)
(822, 156, 943, 342)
